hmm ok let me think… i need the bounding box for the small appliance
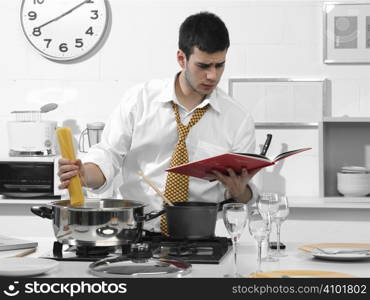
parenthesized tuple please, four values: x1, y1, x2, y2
(7, 103, 58, 157)
(0, 157, 60, 198)
(79, 122, 105, 153)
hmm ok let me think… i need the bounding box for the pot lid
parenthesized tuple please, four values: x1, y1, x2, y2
(89, 256, 192, 278)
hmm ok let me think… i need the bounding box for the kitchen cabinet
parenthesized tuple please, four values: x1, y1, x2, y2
(229, 78, 370, 207)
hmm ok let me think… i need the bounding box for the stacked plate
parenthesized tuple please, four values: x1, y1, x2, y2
(299, 243, 370, 262)
(337, 166, 370, 197)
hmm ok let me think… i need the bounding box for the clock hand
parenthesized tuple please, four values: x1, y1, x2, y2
(37, 0, 92, 30)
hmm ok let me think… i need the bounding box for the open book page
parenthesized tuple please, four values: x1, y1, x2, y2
(273, 147, 312, 162)
(233, 152, 271, 161)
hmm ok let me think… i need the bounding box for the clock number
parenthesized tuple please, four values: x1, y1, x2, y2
(33, 0, 45, 4)
(28, 11, 37, 21)
(85, 27, 94, 36)
(90, 10, 99, 19)
(44, 39, 52, 48)
(32, 27, 41, 37)
(59, 43, 68, 53)
(75, 38, 84, 48)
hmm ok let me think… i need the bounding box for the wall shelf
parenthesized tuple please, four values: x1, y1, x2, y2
(323, 117, 370, 122)
(255, 122, 319, 128)
(229, 77, 370, 208)
(288, 196, 370, 209)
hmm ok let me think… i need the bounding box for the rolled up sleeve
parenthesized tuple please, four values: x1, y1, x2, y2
(82, 86, 139, 193)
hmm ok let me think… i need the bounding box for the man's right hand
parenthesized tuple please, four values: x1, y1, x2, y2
(57, 158, 86, 189)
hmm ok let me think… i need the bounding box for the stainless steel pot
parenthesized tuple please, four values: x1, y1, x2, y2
(31, 198, 162, 247)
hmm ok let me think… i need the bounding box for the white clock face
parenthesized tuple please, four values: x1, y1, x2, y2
(21, 0, 108, 61)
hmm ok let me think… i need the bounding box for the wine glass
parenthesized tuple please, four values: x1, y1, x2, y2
(248, 209, 269, 274)
(257, 192, 279, 262)
(222, 203, 248, 278)
(272, 195, 290, 257)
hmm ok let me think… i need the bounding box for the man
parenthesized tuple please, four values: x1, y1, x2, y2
(58, 12, 259, 231)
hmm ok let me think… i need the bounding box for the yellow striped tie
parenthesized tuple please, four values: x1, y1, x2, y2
(161, 102, 209, 236)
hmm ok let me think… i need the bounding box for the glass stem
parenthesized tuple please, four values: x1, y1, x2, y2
(257, 241, 262, 273)
(276, 221, 281, 255)
(232, 236, 238, 277)
(266, 214, 271, 258)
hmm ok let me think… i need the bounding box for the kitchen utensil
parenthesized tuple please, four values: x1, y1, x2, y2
(299, 242, 370, 252)
(0, 258, 59, 277)
(137, 171, 173, 206)
(78, 122, 105, 153)
(89, 245, 191, 278)
(314, 247, 370, 255)
(56, 127, 85, 207)
(311, 249, 370, 261)
(299, 243, 370, 261)
(11, 248, 37, 258)
(260, 133, 272, 156)
(31, 198, 163, 247)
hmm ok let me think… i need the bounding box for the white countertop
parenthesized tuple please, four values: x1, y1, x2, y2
(2, 237, 369, 278)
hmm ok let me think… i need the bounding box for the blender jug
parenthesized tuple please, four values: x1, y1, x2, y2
(78, 122, 105, 153)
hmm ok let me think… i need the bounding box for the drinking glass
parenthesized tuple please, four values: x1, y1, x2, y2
(222, 203, 248, 277)
(257, 192, 279, 262)
(248, 209, 269, 274)
(272, 195, 290, 257)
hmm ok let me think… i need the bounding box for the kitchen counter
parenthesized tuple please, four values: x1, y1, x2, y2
(2, 236, 370, 278)
(2, 195, 370, 208)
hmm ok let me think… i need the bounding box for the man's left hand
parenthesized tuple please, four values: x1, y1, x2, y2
(212, 168, 260, 202)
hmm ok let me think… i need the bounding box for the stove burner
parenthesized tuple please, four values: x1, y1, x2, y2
(45, 235, 231, 264)
(76, 246, 115, 258)
(168, 245, 195, 256)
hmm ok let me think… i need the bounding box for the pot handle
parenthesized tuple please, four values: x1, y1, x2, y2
(137, 209, 165, 222)
(31, 206, 53, 219)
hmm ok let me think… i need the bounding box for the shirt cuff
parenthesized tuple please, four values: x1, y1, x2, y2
(223, 181, 259, 204)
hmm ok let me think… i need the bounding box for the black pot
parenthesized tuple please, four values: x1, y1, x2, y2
(165, 202, 218, 239)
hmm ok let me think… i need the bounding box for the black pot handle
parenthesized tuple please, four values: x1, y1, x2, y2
(136, 209, 166, 222)
(31, 206, 53, 219)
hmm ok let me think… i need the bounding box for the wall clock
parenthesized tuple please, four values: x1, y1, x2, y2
(20, 0, 109, 62)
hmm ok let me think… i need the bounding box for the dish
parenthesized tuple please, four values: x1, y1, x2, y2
(249, 270, 355, 278)
(0, 258, 59, 276)
(299, 243, 370, 261)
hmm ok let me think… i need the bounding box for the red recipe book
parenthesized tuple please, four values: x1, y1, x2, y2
(166, 147, 311, 180)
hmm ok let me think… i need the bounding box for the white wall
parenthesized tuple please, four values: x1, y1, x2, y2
(1, 0, 370, 154)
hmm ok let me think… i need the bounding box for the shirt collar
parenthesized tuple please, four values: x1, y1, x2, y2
(155, 73, 221, 113)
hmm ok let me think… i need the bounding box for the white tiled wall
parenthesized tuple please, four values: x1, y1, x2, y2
(1, 1, 370, 162)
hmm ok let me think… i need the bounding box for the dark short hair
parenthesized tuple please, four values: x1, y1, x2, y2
(179, 12, 230, 59)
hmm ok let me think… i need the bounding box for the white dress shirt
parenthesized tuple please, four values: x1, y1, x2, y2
(84, 75, 258, 230)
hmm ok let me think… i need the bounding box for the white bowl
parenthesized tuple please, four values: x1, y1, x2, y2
(337, 172, 370, 197)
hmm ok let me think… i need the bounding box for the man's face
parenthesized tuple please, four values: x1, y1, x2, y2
(178, 47, 227, 96)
